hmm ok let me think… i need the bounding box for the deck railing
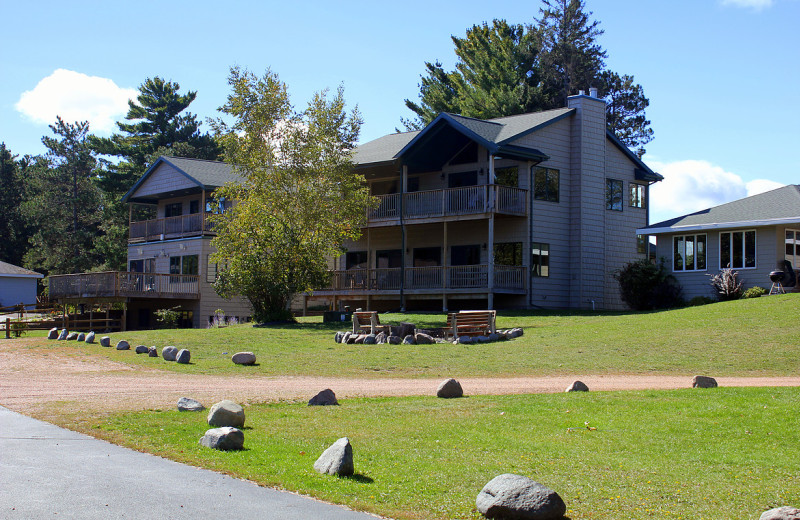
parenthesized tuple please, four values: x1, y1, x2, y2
(49, 272, 200, 299)
(315, 265, 526, 292)
(129, 213, 210, 243)
(368, 185, 527, 222)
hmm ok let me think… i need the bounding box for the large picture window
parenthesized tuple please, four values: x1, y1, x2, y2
(720, 230, 756, 269)
(532, 167, 559, 202)
(606, 179, 623, 211)
(785, 229, 800, 268)
(673, 234, 706, 271)
(531, 243, 550, 277)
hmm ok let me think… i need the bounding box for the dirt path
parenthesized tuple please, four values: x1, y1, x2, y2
(3, 339, 800, 417)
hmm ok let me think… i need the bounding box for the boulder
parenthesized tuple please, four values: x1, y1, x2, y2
(475, 335, 490, 343)
(334, 331, 346, 343)
(133, 345, 147, 354)
(177, 397, 205, 412)
(415, 333, 435, 345)
(402, 335, 416, 345)
(176, 349, 191, 364)
(85, 331, 95, 344)
(395, 322, 415, 338)
(387, 335, 402, 345)
(353, 334, 366, 344)
(162, 346, 178, 361)
(340, 331, 352, 344)
(207, 400, 245, 428)
(66, 332, 78, 341)
(437, 378, 463, 398)
(47, 327, 58, 340)
(375, 332, 387, 344)
(313, 437, 354, 476)
(57, 329, 68, 341)
(76, 333, 86, 342)
(232, 352, 256, 365)
(363, 334, 377, 345)
(509, 328, 524, 339)
(116, 340, 130, 350)
(476, 473, 566, 520)
(458, 336, 473, 344)
(148, 347, 158, 357)
(308, 389, 339, 406)
(199, 427, 244, 451)
(566, 380, 589, 392)
(760, 507, 800, 520)
(100, 336, 111, 347)
(487, 333, 500, 342)
(346, 334, 358, 344)
(692, 375, 718, 388)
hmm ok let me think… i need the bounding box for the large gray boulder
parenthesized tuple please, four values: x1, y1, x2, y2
(402, 335, 416, 345)
(308, 389, 339, 406)
(692, 375, 718, 388)
(177, 397, 205, 412)
(162, 346, 178, 361)
(100, 336, 111, 347)
(387, 335, 402, 345)
(47, 327, 58, 340)
(760, 507, 800, 520)
(135, 345, 149, 354)
(476, 473, 566, 520)
(176, 349, 191, 364)
(313, 437, 354, 476)
(66, 332, 78, 341)
(116, 340, 130, 350)
(437, 378, 463, 398)
(232, 352, 256, 365)
(565, 381, 589, 392)
(415, 333, 435, 344)
(85, 331, 95, 344)
(363, 334, 377, 345)
(76, 333, 86, 342)
(207, 400, 245, 428)
(57, 329, 68, 341)
(148, 347, 158, 357)
(199, 427, 244, 451)
(375, 332, 387, 344)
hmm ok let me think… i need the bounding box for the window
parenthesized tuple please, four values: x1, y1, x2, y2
(345, 251, 368, 269)
(720, 230, 756, 269)
(785, 229, 800, 268)
(533, 167, 559, 202)
(495, 166, 519, 188)
(673, 234, 706, 271)
(189, 200, 200, 214)
(494, 242, 523, 266)
(164, 202, 182, 218)
(630, 184, 646, 208)
(170, 254, 198, 277)
(606, 179, 623, 211)
(531, 243, 550, 277)
(637, 235, 648, 255)
(451, 245, 481, 266)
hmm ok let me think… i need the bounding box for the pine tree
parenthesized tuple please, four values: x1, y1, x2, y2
(0, 143, 32, 266)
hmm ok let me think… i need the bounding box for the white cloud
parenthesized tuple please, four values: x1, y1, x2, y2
(646, 158, 785, 223)
(15, 69, 138, 133)
(720, 0, 774, 10)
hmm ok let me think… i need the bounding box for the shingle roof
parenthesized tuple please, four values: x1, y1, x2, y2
(353, 132, 418, 166)
(0, 261, 43, 278)
(160, 156, 243, 188)
(643, 185, 800, 234)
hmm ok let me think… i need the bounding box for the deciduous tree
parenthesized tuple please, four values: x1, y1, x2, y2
(209, 67, 374, 323)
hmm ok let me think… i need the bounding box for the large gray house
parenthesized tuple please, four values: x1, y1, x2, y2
(639, 185, 800, 299)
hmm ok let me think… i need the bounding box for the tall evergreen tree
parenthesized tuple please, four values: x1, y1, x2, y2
(0, 143, 32, 266)
(22, 118, 102, 275)
(598, 70, 653, 158)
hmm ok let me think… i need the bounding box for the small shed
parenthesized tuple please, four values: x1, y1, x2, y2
(0, 261, 43, 308)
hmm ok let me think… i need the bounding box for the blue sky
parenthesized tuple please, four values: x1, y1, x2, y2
(1, 0, 797, 224)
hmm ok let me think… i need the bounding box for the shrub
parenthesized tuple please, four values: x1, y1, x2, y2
(10, 320, 27, 338)
(687, 296, 716, 307)
(708, 268, 743, 301)
(155, 306, 182, 329)
(742, 286, 768, 299)
(614, 258, 685, 310)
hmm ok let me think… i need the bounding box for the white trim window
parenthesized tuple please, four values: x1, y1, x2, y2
(719, 230, 756, 269)
(673, 234, 707, 271)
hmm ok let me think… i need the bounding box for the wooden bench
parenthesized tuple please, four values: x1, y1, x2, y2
(446, 310, 496, 338)
(352, 311, 391, 335)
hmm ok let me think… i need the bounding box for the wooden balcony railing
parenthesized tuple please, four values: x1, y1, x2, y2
(49, 272, 200, 300)
(129, 213, 211, 243)
(315, 265, 526, 292)
(368, 185, 527, 223)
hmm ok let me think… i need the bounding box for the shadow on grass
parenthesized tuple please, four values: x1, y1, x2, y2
(343, 473, 374, 484)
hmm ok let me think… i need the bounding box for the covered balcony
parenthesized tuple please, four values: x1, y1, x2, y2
(49, 272, 200, 300)
(128, 213, 212, 244)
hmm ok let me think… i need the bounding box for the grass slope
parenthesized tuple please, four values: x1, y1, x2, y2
(27, 294, 800, 378)
(66, 387, 800, 520)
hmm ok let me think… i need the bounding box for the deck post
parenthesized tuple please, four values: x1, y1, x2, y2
(121, 303, 127, 332)
(303, 294, 307, 317)
(5, 318, 9, 339)
(442, 221, 448, 312)
(488, 215, 495, 310)
(89, 308, 93, 331)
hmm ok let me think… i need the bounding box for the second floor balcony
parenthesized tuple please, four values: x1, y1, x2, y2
(129, 213, 212, 244)
(49, 272, 200, 300)
(369, 185, 527, 224)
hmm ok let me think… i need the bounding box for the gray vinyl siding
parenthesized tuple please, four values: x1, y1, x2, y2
(133, 163, 197, 198)
(656, 226, 780, 300)
(0, 276, 39, 307)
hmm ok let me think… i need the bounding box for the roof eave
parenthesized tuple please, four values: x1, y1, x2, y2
(639, 216, 800, 235)
(606, 131, 663, 182)
(394, 113, 499, 160)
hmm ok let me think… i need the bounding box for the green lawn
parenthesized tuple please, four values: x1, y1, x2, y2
(65, 387, 799, 520)
(26, 293, 800, 378)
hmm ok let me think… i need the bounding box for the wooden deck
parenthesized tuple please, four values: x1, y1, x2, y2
(49, 272, 200, 300)
(128, 213, 213, 243)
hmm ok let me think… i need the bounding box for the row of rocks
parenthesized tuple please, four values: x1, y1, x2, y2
(49, 328, 96, 344)
(454, 328, 523, 344)
(333, 328, 524, 345)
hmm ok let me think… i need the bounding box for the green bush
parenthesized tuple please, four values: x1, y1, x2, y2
(742, 286, 768, 299)
(154, 307, 181, 329)
(614, 258, 684, 310)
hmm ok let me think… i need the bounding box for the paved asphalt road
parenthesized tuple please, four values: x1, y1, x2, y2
(0, 406, 381, 519)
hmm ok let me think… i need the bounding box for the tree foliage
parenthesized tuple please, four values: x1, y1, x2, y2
(209, 67, 374, 323)
(614, 258, 684, 311)
(22, 118, 102, 274)
(403, 0, 654, 154)
(0, 143, 32, 266)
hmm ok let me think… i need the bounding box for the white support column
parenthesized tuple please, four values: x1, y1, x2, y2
(488, 215, 495, 310)
(442, 221, 448, 312)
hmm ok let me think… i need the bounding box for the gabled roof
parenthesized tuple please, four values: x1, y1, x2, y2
(122, 156, 243, 203)
(0, 261, 43, 278)
(641, 185, 800, 234)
